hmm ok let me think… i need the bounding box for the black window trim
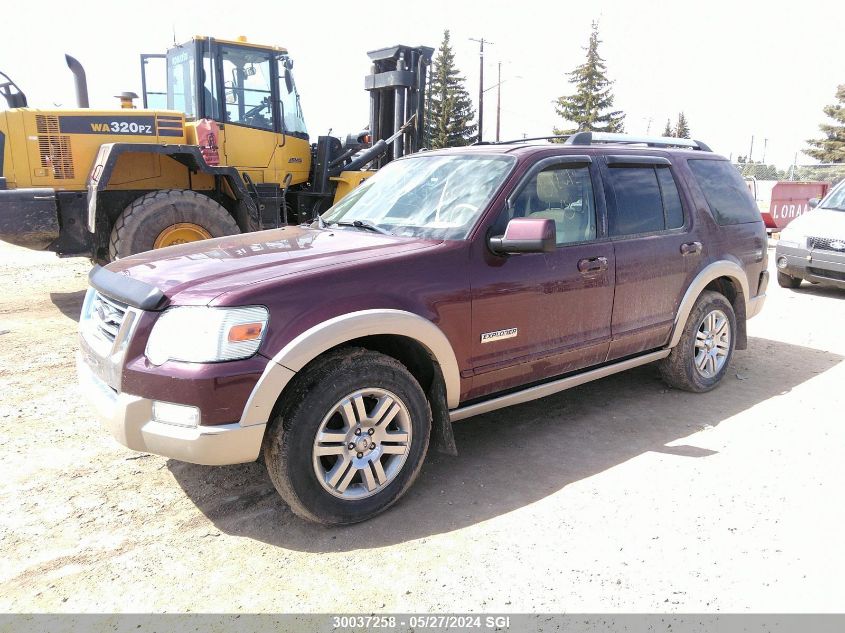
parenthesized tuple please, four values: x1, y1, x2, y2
(600, 158, 690, 240)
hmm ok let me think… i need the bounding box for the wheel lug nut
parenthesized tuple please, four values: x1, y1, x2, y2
(354, 428, 362, 436)
(348, 443, 355, 450)
(370, 443, 376, 450)
(357, 452, 363, 458)
(368, 428, 375, 435)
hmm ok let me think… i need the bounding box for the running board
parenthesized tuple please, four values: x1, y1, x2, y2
(449, 349, 671, 422)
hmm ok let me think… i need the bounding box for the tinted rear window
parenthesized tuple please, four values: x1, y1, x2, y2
(657, 168, 685, 229)
(606, 166, 686, 236)
(688, 159, 760, 225)
(606, 167, 665, 236)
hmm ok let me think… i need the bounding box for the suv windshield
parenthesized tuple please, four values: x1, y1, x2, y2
(321, 154, 514, 239)
(820, 181, 845, 211)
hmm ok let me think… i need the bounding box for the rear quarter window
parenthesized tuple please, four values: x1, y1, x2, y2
(688, 159, 761, 225)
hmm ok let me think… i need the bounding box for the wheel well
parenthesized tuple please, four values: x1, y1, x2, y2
(93, 188, 242, 261)
(704, 276, 747, 350)
(273, 334, 437, 410)
(308, 335, 436, 394)
(269, 333, 457, 455)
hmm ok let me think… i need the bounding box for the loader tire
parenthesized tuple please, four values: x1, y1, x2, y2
(108, 189, 239, 260)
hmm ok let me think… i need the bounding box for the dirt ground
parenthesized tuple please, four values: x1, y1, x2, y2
(0, 240, 843, 614)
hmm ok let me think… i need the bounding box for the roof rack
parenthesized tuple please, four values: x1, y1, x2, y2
(488, 135, 571, 145)
(565, 132, 712, 152)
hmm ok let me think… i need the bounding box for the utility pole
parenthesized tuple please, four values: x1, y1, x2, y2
(469, 37, 492, 143)
(749, 135, 755, 163)
(496, 61, 502, 142)
(762, 138, 768, 164)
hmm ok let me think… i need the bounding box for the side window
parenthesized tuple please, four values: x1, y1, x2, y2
(141, 55, 166, 110)
(512, 165, 597, 245)
(277, 58, 308, 136)
(657, 168, 685, 229)
(220, 47, 273, 131)
(606, 167, 664, 236)
(167, 49, 196, 117)
(606, 166, 686, 236)
(688, 159, 761, 225)
(201, 53, 217, 119)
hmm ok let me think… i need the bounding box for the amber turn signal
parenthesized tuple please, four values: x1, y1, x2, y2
(227, 322, 264, 342)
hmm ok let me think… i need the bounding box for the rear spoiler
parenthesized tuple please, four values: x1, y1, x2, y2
(89, 265, 166, 311)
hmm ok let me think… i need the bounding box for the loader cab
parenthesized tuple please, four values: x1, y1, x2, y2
(140, 37, 308, 139)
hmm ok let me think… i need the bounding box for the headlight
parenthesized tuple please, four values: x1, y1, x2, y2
(778, 224, 806, 249)
(145, 306, 269, 365)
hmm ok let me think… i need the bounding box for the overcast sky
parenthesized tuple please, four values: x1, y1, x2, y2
(2, 0, 842, 167)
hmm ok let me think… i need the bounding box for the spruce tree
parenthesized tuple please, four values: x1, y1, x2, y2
(425, 30, 477, 149)
(553, 21, 625, 136)
(804, 84, 845, 162)
(674, 112, 691, 139)
(662, 119, 674, 137)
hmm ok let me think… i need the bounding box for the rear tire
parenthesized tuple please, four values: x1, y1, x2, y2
(263, 348, 431, 525)
(659, 291, 736, 393)
(777, 271, 802, 289)
(108, 189, 239, 260)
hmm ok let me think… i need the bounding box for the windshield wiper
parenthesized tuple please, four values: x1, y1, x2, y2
(333, 219, 391, 235)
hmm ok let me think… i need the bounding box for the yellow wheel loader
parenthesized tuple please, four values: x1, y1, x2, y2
(0, 37, 432, 262)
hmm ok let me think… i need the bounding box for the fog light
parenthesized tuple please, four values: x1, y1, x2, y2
(776, 257, 788, 269)
(152, 401, 200, 427)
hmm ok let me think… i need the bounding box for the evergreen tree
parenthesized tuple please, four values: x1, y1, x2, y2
(425, 30, 477, 149)
(662, 119, 674, 137)
(674, 112, 691, 139)
(553, 21, 625, 136)
(804, 84, 845, 162)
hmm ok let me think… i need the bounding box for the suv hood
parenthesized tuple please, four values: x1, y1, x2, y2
(105, 226, 440, 306)
(787, 207, 845, 238)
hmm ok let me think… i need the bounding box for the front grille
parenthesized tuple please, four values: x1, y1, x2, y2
(810, 236, 845, 252)
(91, 292, 128, 343)
(808, 267, 845, 282)
(35, 115, 74, 179)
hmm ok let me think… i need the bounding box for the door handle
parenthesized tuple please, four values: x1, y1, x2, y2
(680, 241, 703, 255)
(577, 256, 608, 274)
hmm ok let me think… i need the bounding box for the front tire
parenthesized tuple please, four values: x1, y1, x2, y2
(263, 348, 431, 525)
(109, 189, 240, 260)
(777, 271, 802, 289)
(659, 291, 736, 393)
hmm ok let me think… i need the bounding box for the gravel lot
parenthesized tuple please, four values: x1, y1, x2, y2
(0, 240, 843, 613)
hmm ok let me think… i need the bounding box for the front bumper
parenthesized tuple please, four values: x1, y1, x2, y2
(775, 243, 845, 290)
(0, 188, 60, 249)
(78, 354, 265, 465)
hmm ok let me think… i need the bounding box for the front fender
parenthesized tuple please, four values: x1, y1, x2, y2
(239, 309, 462, 426)
(86, 142, 259, 233)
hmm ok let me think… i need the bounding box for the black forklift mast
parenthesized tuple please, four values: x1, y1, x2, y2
(292, 44, 433, 222)
(364, 44, 434, 168)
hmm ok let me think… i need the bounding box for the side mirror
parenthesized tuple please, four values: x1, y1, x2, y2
(488, 218, 556, 255)
(808, 197, 820, 209)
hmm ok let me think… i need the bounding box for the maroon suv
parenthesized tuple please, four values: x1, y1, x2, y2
(78, 132, 768, 525)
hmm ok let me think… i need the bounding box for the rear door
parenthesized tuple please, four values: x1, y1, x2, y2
(599, 155, 699, 360)
(468, 156, 615, 400)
